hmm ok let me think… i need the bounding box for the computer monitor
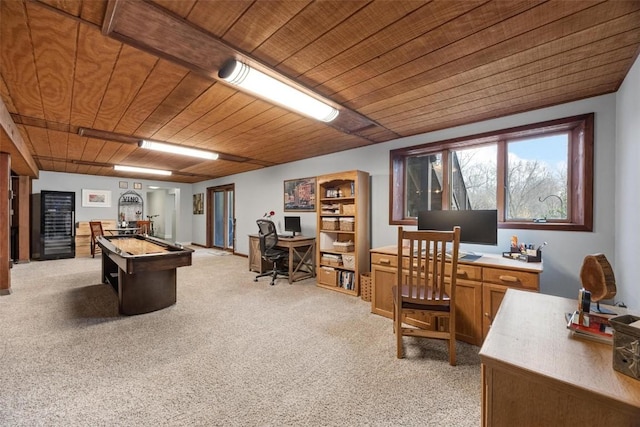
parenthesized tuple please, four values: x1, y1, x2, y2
(284, 216, 302, 237)
(417, 209, 498, 245)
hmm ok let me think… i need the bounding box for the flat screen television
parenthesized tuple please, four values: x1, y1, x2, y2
(284, 216, 302, 237)
(417, 209, 498, 245)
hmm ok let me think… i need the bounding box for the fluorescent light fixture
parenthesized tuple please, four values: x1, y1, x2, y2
(138, 140, 219, 160)
(114, 165, 172, 176)
(219, 59, 339, 122)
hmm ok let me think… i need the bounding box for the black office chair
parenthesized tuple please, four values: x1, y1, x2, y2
(254, 219, 289, 286)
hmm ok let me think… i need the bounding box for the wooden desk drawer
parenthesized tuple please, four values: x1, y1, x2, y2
(401, 259, 481, 281)
(450, 264, 481, 281)
(483, 267, 538, 290)
(371, 253, 397, 268)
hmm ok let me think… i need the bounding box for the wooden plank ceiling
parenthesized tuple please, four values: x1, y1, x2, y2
(1, 0, 639, 183)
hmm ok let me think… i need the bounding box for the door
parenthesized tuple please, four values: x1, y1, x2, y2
(207, 184, 235, 251)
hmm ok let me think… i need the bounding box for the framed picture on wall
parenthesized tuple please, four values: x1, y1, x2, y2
(134, 182, 142, 190)
(119, 181, 128, 189)
(193, 193, 204, 214)
(82, 189, 112, 208)
(284, 177, 316, 212)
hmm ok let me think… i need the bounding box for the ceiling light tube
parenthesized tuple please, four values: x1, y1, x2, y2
(114, 165, 172, 176)
(219, 59, 339, 122)
(139, 140, 219, 160)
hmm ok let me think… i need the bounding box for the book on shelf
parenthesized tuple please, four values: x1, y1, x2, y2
(338, 270, 355, 291)
(566, 310, 613, 344)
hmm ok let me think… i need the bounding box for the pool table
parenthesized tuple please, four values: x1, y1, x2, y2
(96, 235, 193, 315)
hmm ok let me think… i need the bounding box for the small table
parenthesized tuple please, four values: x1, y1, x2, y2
(249, 235, 316, 283)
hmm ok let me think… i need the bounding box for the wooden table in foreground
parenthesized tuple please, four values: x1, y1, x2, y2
(97, 235, 193, 315)
(480, 289, 640, 426)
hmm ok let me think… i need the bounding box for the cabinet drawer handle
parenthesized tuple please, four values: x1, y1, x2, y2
(411, 263, 425, 271)
(456, 269, 466, 277)
(498, 275, 519, 283)
(379, 258, 391, 265)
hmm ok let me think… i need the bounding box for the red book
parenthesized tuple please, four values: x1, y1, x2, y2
(566, 311, 613, 344)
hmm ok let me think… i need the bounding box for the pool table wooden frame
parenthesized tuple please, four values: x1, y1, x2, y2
(97, 235, 193, 315)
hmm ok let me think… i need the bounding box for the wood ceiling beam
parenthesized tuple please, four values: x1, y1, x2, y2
(101, 0, 395, 138)
(0, 97, 39, 177)
(8, 116, 267, 166)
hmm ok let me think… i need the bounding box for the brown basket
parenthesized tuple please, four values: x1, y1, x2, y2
(360, 272, 372, 302)
(322, 218, 339, 230)
(321, 257, 343, 267)
(339, 218, 355, 231)
(342, 204, 355, 215)
(333, 241, 354, 252)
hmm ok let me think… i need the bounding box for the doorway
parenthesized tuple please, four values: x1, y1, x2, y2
(207, 184, 235, 252)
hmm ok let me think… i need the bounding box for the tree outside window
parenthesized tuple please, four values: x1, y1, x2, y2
(390, 114, 593, 231)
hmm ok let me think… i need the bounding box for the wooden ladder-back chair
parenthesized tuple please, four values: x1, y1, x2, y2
(89, 221, 104, 258)
(136, 220, 151, 235)
(393, 226, 461, 365)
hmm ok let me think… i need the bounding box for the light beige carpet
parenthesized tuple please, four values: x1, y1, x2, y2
(0, 249, 481, 426)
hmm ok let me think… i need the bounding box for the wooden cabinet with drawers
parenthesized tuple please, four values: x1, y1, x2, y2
(370, 245, 542, 346)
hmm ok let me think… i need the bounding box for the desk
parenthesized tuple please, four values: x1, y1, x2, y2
(370, 245, 543, 346)
(249, 235, 315, 283)
(480, 289, 640, 426)
(97, 235, 193, 315)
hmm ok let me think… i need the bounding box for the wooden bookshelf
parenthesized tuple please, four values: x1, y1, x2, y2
(316, 170, 370, 296)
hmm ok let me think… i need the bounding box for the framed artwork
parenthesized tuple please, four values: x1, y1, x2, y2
(284, 177, 316, 212)
(193, 193, 204, 214)
(119, 181, 128, 189)
(82, 189, 111, 208)
(133, 182, 142, 190)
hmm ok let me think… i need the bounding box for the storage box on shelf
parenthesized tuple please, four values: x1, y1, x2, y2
(333, 241, 354, 252)
(342, 204, 355, 215)
(339, 217, 355, 231)
(321, 253, 343, 267)
(322, 217, 340, 230)
(342, 254, 355, 269)
(316, 170, 370, 296)
(318, 266, 338, 287)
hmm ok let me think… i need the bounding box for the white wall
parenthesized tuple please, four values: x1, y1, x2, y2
(193, 94, 619, 305)
(32, 172, 193, 243)
(615, 55, 640, 310)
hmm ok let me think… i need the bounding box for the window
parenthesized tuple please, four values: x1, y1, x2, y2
(506, 134, 568, 221)
(390, 114, 593, 231)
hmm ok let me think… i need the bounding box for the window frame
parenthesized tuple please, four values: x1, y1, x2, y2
(389, 113, 593, 231)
